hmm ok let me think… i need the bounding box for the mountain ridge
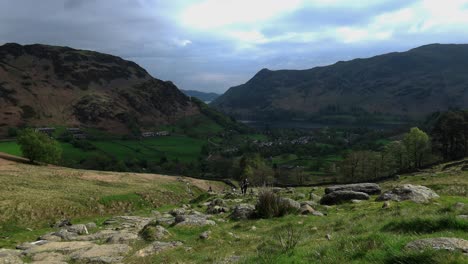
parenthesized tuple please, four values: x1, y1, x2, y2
(0, 43, 199, 136)
(212, 43, 468, 122)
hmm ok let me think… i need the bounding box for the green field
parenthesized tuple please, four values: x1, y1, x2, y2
(0, 135, 206, 165)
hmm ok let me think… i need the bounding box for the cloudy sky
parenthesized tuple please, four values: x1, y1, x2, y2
(2, 0, 468, 93)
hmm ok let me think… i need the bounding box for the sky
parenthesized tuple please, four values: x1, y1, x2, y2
(2, 0, 468, 93)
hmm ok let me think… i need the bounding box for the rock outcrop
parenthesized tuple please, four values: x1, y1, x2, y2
(377, 184, 439, 203)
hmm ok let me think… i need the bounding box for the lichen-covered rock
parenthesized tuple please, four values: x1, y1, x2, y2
(66, 224, 88, 235)
(135, 241, 183, 258)
(405, 237, 468, 254)
(70, 244, 131, 263)
(325, 183, 381, 195)
(320, 191, 370, 205)
(280, 198, 301, 210)
(139, 223, 170, 241)
(105, 231, 139, 244)
(299, 204, 315, 215)
(376, 184, 439, 203)
(0, 249, 23, 264)
(174, 215, 216, 227)
(230, 204, 255, 220)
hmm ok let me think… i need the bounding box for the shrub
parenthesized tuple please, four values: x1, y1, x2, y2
(256, 189, 297, 218)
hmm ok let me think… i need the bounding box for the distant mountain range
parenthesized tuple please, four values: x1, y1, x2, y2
(181, 89, 220, 102)
(0, 43, 202, 136)
(212, 44, 468, 123)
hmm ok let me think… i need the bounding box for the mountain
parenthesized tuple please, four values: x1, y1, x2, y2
(0, 43, 200, 136)
(181, 89, 220, 102)
(212, 44, 468, 123)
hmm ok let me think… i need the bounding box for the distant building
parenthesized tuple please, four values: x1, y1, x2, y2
(66, 128, 87, 139)
(141, 131, 170, 138)
(35, 127, 55, 136)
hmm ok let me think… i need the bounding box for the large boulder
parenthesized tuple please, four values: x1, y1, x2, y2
(405, 238, 468, 254)
(230, 204, 255, 220)
(325, 183, 381, 195)
(139, 223, 170, 241)
(376, 184, 439, 203)
(320, 191, 370, 205)
(280, 198, 301, 210)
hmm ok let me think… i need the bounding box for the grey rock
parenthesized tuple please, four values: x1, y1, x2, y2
(376, 184, 439, 203)
(325, 183, 381, 195)
(229, 204, 255, 220)
(280, 198, 301, 210)
(210, 198, 227, 207)
(405, 237, 468, 254)
(174, 215, 216, 227)
(135, 241, 183, 258)
(299, 204, 314, 215)
(31, 252, 66, 263)
(39, 233, 62, 242)
(155, 217, 176, 226)
(206, 205, 229, 214)
(382, 201, 391, 209)
(106, 231, 139, 244)
(454, 202, 465, 210)
(23, 241, 95, 256)
(139, 224, 170, 241)
(70, 244, 131, 263)
(52, 229, 78, 241)
(0, 249, 23, 264)
(53, 219, 72, 228)
(85, 222, 97, 230)
(170, 208, 187, 217)
(312, 211, 324, 217)
(66, 224, 88, 235)
(309, 193, 322, 202)
(199, 231, 211, 240)
(320, 191, 370, 205)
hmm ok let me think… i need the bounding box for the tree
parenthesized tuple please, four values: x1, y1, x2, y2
(431, 111, 468, 161)
(403, 127, 430, 168)
(385, 141, 408, 171)
(17, 128, 62, 164)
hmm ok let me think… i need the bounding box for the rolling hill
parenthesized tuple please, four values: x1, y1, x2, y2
(0, 43, 200, 137)
(212, 44, 468, 123)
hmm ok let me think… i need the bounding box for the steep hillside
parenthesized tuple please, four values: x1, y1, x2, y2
(0, 43, 199, 136)
(212, 44, 468, 122)
(182, 89, 220, 102)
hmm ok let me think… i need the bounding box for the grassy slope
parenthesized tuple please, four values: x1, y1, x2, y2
(1, 155, 467, 263)
(0, 157, 227, 248)
(128, 163, 468, 264)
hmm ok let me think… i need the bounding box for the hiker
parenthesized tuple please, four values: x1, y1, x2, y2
(208, 186, 213, 193)
(241, 178, 249, 195)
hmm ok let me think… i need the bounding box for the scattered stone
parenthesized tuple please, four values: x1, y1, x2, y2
(230, 204, 255, 220)
(106, 231, 139, 244)
(454, 202, 465, 210)
(295, 193, 306, 199)
(85, 222, 97, 230)
(299, 204, 315, 215)
(23, 241, 95, 256)
(155, 216, 176, 226)
(66, 224, 88, 235)
(325, 183, 381, 195)
(311, 227, 318, 231)
(376, 184, 439, 203)
(206, 205, 230, 215)
(320, 191, 370, 205)
(53, 219, 72, 228)
(382, 201, 391, 209)
(135, 241, 183, 257)
(31, 252, 66, 263)
(199, 231, 211, 240)
(309, 193, 321, 202)
(210, 198, 227, 207)
(174, 215, 216, 227)
(170, 208, 187, 217)
(272, 187, 283, 193)
(325, 234, 332, 240)
(151, 210, 162, 217)
(139, 224, 170, 241)
(52, 229, 78, 241)
(281, 198, 301, 210)
(405, 238, 468, 254)
(70, 244, 131, 263)
(351, 199, 363, 204)
(251, 226, 257, 231)
(312, 211, 325, 217)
